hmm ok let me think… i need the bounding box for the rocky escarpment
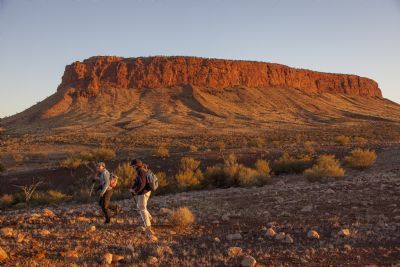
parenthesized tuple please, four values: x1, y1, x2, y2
(59, 56, 382, 97)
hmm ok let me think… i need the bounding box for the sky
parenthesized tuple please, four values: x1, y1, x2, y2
(0, 0, 399, 118)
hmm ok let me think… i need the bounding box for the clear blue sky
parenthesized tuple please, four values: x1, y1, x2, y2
(0, 0, 399, 118)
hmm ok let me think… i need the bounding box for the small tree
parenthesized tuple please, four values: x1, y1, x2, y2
(175, 157, 203, 190)
(14, 178, 43, 212)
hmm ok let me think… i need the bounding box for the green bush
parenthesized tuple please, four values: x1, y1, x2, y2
(344, 149, 377, 169)
(175, 157, 203, 189)
(335, 135, 350, 145)
(304, 154, 345, 182)
(272, 152, 312, 174)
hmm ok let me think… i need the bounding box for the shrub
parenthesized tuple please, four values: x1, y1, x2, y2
(175, 157, 203, 190)
(175, 169, 203, 189)
(335, 135, 350, 145)
(255, 159, 271, 176)
(345, 149, 377, 169)
(47, 190, 68, 202)
(170, 206, 195, 228)
(155, 171, 172, 194)
(93, 148, 116, 161)
(247, 137, 266, 148)
(204, 154, 271, 188)
(31, 190, 69, 205)
(304, 154, 345, 182)
(0, 162, 5, 173)
(272, 152, 312, 174)
(60, 157, 86, 169)
(214, 141, 226, 152)
(155, 144, 169, 158)
(114, 162, 136, 187)
(188, 145, 198, 152)
(303, 141, 315, 155)
(0, 194, 14, 208)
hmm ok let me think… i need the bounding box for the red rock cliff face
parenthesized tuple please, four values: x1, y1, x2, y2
(58, 56, 382, 97)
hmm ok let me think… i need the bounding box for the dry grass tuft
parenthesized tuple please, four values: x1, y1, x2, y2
(335, 135, 350, 145)
(0, 194, 14, 208)
(345, 149, 377, 169)
(304, 154, 345, 182)
(169, 206, 195, 228)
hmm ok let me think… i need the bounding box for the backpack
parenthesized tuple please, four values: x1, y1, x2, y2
(109, 173, 118, 188)
(146, 170, 158, 191)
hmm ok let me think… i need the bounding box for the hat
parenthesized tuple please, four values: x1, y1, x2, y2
(130, 159, 143, 167)
(97, 162, 106, 168)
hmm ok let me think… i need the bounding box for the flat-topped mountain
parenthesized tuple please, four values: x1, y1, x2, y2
(3, 56, 399, 134)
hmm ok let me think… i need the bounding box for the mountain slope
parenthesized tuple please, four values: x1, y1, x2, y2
(3, 56, 400, 135)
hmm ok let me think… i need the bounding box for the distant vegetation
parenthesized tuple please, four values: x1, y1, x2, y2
(304, 154, 345, 182)
(335, 135, 351, 146)
(272, 152, 312, 174)
(345, 149, 377, 169)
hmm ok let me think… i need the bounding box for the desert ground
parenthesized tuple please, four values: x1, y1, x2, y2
(0, 143, 399, 266)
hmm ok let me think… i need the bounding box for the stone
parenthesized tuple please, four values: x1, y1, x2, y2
(275, 232, 286, 241)
(103, 253, 113, 265)
(241, 255, 257, 267)
(40, 229, 50, 236)
(214, 237, 221, 242)
(227, 233, 242, 241)
(325, 189, 335, 194)
(343, 244, 352, 251)
(112, 254, 124, 263)
(76, 216, 91, 223)
(228, 247, 243, 257)
(43, 209, 55, 218)
(1, 227, 14, 238)
(301, 205, 313, 212)
(266, 228, 276, 238)
(147, 256, 158, 265)
(307, 230, 320, 240)
(222, 214, 230, 221)
(338, 229, 350, 237)
(16, 233, 24, 243)
(0, 246, 8, 262)
(284, 234, 294, 244)
(89, 225, 96, 232)
(63, 250, 79, 261)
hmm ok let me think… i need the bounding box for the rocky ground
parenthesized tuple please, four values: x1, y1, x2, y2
(1, 148, 400, 266)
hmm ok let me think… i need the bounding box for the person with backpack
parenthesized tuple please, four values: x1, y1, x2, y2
(94, 162, 121, 224)
(130, 159, 158, 241)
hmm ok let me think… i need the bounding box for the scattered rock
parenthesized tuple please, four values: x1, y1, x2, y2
(301, 205, 313, 212)
(222, 214, 230, 221)
(62, 250, 79, 261)
(284, 234, 294, 244)
(276, 180, 285, 187)
(160, 208, 172, 215)
(343, 244, 352, 251)
(1, 227, 14, 238)
(275, 232, 286, 241)
(16, 232, 24, 243)
(227, 233, 242, 241)
(307, 230, 320, 240)
(338, 229, 350, 237)
(76, 216, 91, 223)
(241, 255, 257, 267)
(0, 246, 8, 262)
(103, 253, 113, 265)
(89, 225, 96, 232)
(266, 228, 276, 238)
(325, 189, 335, 194)
(39, 229, 50, 236)
(214, 237, 221, 242)
(43, 209, 55, 218)
(112, 254, 124, 263)
(147, 256, 158, 265)
(228, 247, 243, 257)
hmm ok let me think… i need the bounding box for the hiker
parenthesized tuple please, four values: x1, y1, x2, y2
(94, 162, 120, 224)
(130, 159, 157, 241)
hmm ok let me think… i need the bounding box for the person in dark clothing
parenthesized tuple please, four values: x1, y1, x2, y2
(94, 162, 120, 224)
(130, 159, 157, 241)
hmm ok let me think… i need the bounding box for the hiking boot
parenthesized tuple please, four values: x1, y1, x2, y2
(145, 227, 157, 242)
